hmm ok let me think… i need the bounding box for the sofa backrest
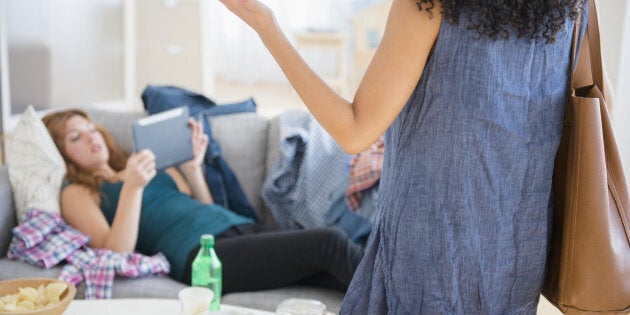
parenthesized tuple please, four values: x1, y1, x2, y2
(86, 108, 147, 154)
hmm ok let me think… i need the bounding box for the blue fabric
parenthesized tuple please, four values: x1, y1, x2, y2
(99, 171, 253, 282)
(340, 16, 582, 315)
(204, 98, 257, 116)
(261, 110, 351, 229)
(141, 85, 258, 220)
(324, 178, 373, 246)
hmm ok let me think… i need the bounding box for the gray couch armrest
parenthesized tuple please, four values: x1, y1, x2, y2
(0, 166, 17, 258)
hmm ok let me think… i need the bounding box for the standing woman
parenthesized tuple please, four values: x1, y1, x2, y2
(218, 0, 586, 313)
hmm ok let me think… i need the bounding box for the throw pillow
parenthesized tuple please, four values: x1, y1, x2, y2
(7, 106, 66, 222)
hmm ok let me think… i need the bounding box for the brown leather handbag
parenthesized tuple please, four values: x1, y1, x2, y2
(542, 0, 630, 313)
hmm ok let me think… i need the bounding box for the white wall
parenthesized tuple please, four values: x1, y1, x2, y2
(50, 0, 123, 107)
(5, 0, 52, 113)
(598, 0, 630, 183)
(6, 0, 123, 114)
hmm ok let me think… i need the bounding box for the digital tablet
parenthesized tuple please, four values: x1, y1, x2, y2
(132, 106, 194, 170)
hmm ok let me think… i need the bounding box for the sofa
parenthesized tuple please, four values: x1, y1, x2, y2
(0, 108, 345, 313)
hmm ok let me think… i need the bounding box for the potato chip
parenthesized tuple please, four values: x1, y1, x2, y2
(0, 293, 18, 304)
(2, 301, 16, 311)
(17, 299, 35, 310)
(36, 285, 47, 305)
(18, 286, 39, 301)
(45, 282, 68, 297)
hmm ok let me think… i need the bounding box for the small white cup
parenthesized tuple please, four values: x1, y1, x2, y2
(179, 287, 214, 315)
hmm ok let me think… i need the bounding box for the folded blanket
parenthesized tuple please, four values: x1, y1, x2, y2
(8, 209, 170, 299)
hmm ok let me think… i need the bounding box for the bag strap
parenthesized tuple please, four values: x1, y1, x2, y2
(585, 0, 604, 92)
(569, 3, 581, 92)
(572, 0, 606, 95)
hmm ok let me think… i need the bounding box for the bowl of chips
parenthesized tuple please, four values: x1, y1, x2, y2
(0, 278, 76, 315)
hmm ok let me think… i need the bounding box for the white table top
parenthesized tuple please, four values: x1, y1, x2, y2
(63, 295, 560, 315)
(64, 299, 274, 315)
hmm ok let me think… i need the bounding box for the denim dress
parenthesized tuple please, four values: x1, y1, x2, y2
(340, 13, 581, 315)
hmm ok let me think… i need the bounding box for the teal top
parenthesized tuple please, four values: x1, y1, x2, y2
(99, 171, 253, 282)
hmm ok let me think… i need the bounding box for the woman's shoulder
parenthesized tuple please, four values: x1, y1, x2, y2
(61, 182, 91, 195)
(61, 182, 99, 203)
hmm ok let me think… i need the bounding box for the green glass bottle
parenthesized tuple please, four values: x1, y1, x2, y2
(191, 234, 222, 311)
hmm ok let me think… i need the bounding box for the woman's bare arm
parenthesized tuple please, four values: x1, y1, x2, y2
(61, 183, 143, 253)
(170, 118, 213, 204)
(219, 0, 441, 153)
(60, 150, 156, 253)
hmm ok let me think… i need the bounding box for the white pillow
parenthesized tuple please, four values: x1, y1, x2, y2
(7, 106, 66, 222)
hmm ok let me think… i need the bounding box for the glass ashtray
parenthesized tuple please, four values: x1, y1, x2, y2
(275, 298, 327, 315)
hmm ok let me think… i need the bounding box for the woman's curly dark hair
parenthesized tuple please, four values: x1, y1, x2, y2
(417, 0, 585, 43)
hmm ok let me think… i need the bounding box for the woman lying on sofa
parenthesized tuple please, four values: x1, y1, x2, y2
(42, 109, 363, 293)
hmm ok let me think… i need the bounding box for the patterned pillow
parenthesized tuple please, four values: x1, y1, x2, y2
(7, 106, 66, 222)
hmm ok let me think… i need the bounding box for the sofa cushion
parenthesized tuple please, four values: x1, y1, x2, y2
(6, 106, 66, 222)
(0, 257, 344, 311)
(0, 258, 186, 299)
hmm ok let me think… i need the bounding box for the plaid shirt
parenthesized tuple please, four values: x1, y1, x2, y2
(345, 137, 384, 211)
(261, 110, 350, 228)
(8, 209, 170, 299)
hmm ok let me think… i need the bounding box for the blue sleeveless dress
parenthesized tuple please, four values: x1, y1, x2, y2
(99, 171, 253, 282)
(340, 15, 578, 315)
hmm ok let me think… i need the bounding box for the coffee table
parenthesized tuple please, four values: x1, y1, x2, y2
(64, 299, 274, 315)
(63, 296, 559, 314)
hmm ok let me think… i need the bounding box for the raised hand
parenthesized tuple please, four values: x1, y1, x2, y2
(218, 0, 277, 34)
(125, 149, 157, 188)
(179, 118, 209, 173)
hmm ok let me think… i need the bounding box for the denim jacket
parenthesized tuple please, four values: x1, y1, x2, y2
(141, 85, 258, 221)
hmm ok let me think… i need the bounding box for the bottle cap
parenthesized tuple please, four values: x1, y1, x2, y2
(200, 234, 215, 247)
